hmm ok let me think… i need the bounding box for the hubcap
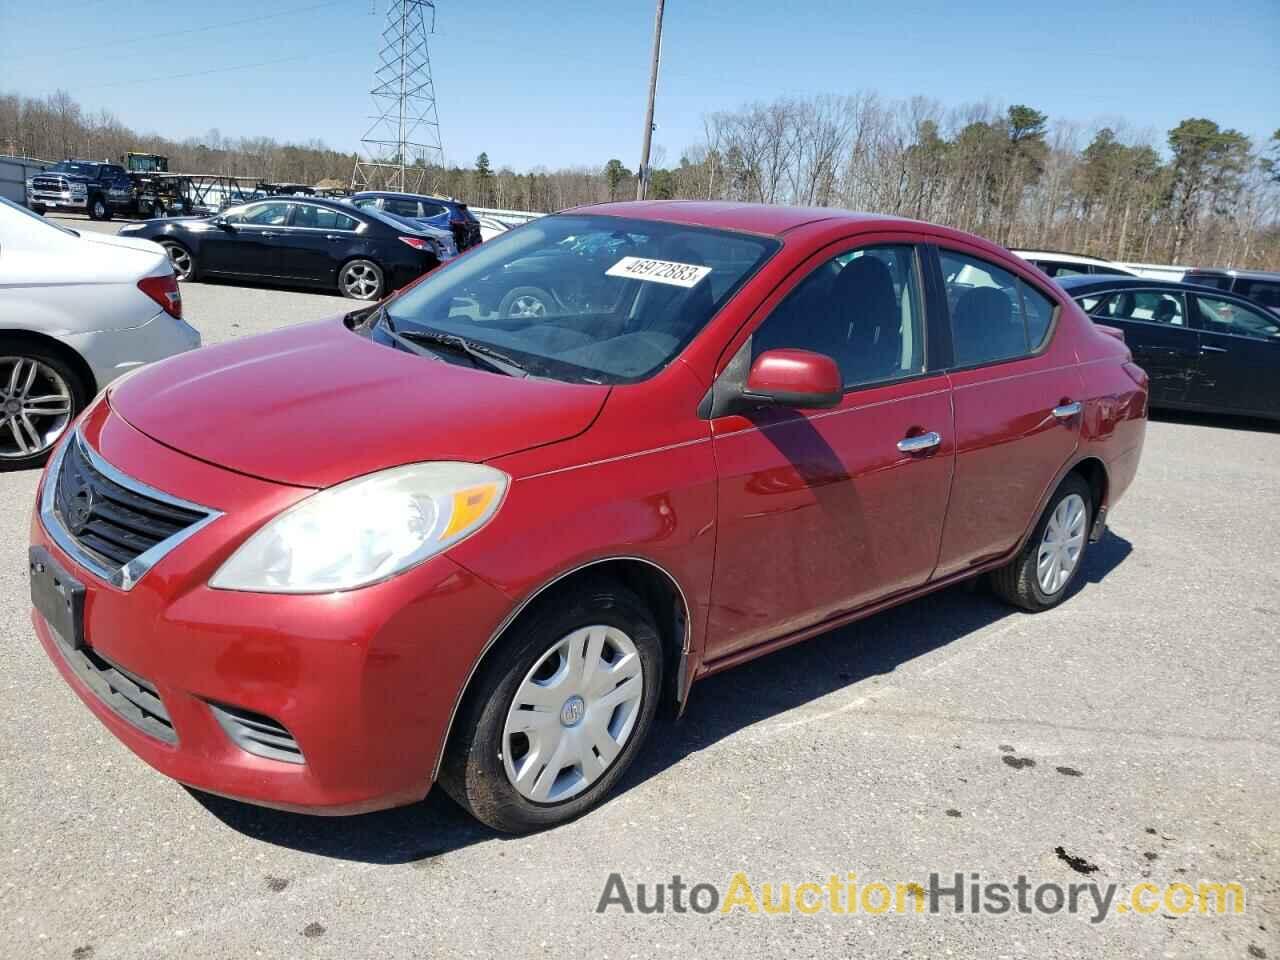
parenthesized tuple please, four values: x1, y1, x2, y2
(1037, 493, 1087, 595)
(164, 244, 191, 279)
(0, 357, 73, 460)
(508, 295, 547, 318)
(342, 262, 380, 299)
(502, 625, 644, 804)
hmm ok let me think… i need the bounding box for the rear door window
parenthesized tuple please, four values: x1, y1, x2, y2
(384, 198, 421, 218)
(1232, 278, 1280, 312)
(1194, 295, 1280, 341)
(940, 251, 1056, 365)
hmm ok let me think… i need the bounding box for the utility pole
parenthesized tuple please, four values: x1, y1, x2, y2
(636, 0, 665, 200)
(351, 0, 444, 194)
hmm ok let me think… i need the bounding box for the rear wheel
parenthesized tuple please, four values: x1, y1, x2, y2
(160, 241, 197, 281)
(991, 474, 1092, 612)
(440, 580, 663, 833)
(338, 259, 384, 300)
(0, 345, 89, 471)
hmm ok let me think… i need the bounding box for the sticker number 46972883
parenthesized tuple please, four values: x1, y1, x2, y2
(605, 256, 713, 289)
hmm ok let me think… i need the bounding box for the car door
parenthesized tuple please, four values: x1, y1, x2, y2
(930, 246, 1084, 581)
(1188, 291, 1280, 416)
(705, 237, 955, 661)
(1082, 288, 1198, 405)
(200, 201, 290, 277)
(275, 203, 362, 284)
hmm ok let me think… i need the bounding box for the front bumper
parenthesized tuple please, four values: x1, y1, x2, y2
(29, 404, 515, 814)
(28, 191, 87, 210)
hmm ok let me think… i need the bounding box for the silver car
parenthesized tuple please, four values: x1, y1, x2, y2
(0, 198, 201, 470)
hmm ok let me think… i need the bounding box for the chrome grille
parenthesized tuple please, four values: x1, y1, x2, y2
(41, 430, 221, 590)
(31, 176, 68, 192)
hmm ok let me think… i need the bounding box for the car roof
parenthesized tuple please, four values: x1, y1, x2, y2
(557, 200, 927, 238)
(1184, 267, 1280, 281)
(1054, 274, 1253, 299)
(1013, 249, 1114, 264)
(353, 191, 460, 205)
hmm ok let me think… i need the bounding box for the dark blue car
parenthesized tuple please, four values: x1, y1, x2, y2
(351, 192, 483, 251)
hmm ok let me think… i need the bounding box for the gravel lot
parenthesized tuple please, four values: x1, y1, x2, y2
(1, 216, 1277, 959)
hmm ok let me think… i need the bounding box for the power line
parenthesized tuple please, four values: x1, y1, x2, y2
(8, 0, 346, 59)
(95, 48, 348, 90)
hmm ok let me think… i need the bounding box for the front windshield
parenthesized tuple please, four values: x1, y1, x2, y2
(50, 161, 100, 176)
(382, 214, 778, 384)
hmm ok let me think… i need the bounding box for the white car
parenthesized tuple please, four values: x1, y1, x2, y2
(0, 198, 201, 470)
(475, 215, 512, 243)
(1012, 250, 1137, 279)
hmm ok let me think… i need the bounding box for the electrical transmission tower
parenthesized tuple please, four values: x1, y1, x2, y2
(351, 0, 444, 193)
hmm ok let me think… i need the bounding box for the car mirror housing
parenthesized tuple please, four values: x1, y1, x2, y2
(742, 348, 843, 409)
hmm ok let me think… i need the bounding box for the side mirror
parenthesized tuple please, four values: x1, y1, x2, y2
(212, 216, 232, 229)
(742, 348, 843, 409)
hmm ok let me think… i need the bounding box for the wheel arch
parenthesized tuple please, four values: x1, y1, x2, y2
(1070, 456, 1109, 530)
(0, 329, 97, 397)
(432, 555, 692, 781)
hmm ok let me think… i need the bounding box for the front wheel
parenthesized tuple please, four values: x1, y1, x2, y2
(991, 474, 1092, 612)
(338, 259, 384, 300)
(88, 196, 112, 221)
(440, 581, 664, 833)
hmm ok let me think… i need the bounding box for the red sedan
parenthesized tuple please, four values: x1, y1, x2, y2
(28, 203, 1147, 833)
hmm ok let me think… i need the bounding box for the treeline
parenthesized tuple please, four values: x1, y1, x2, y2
(4, 89, 1278, 269)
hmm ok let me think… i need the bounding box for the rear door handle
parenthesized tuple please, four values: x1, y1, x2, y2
(1052, 401, 1083, 420)
(259, 231, 277, 238)
(324, 234, 343, 241)
(897, 431, 942, 454)
(1200, 345, 1228, 355)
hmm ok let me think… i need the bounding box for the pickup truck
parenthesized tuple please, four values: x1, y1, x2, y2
(26, 160, 137, 221)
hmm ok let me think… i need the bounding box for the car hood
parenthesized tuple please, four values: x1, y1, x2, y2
(108, 319, 610, 488)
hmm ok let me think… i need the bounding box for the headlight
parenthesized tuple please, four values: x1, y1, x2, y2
(209, 462, 508, 593)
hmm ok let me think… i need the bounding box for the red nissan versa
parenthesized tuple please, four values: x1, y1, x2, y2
(28, 202, 1147, 833)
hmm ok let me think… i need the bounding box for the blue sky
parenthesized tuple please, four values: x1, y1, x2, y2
(1, 0, 1276, 171)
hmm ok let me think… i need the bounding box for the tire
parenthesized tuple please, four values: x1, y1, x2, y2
(88, 195, 112, 221)
(990, 473, 1093, 612)
(338, 259, 384, 300)
(159, 241, 197, 282)
(0, 342, 91, 472)
(30, 204, 46, 216)
(440, 579, 664, 833)
(498, 285, 555, 319)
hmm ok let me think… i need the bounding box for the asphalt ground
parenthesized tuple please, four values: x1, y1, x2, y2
(0, 214, 1276, 959)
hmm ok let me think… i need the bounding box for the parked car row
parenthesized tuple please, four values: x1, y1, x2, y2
(117, 196, 457, 301)
(25, 200, 1149, 834)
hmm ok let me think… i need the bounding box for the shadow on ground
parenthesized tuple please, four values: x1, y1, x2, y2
(1150, 408, 1279, 433)
(194, 529, 1132, 863)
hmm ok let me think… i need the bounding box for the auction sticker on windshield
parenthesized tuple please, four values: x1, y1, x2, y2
(606, 256, 713, 288)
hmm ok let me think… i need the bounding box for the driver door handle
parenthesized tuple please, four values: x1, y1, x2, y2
(324, 234, 343, 241)
(897, 431, 942, 454)
(1052, 401, 1083, 420)
(259, 231, 277, 238)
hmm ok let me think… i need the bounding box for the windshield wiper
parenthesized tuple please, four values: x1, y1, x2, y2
(369, 305, 447, 362)
(399, 329, 530, 378)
